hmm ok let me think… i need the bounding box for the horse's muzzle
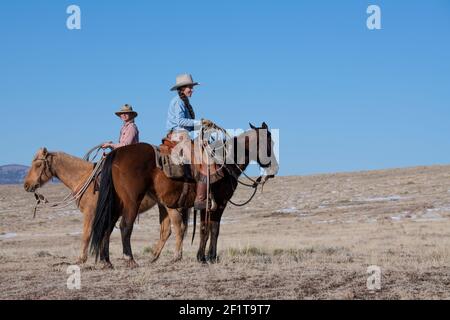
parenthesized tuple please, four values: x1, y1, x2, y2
(24, 183, 38, 192)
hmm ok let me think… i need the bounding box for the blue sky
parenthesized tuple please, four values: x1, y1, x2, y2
(1, 0, 449, 176)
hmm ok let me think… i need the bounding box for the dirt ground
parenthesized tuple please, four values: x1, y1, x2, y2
(1, 165, 450, 300)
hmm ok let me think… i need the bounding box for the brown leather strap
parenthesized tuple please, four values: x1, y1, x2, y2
(176, 182, 191, 208)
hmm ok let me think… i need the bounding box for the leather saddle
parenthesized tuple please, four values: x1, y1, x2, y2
(157, 131, 223, 183)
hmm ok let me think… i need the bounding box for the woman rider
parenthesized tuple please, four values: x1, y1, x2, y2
(102, 104, 139, 150)
(166, 73, 213, 210)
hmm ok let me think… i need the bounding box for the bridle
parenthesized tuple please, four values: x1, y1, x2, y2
(33, 154, 54, 189)
(200, 123, 276, 207)
(255, 129, 272, 169)
(30, 153, 54, 218)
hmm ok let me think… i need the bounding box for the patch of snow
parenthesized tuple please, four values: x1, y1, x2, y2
(390, 212, 416, 222)
(0, 232, 17, 239)
(390, 209, 448, 222)
(414, 210, 447, 222)
(221, 219, 238, 225)
(312, 219, 336, 224)
(426, 206, 450, 213)
(275, 207, 299, 214)
(358, 195, 403, 202)
(336, 205, 357, 210)
(56, 210, 81, 217)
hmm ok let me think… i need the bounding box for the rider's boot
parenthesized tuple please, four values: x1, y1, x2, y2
(194, 181, 207, 210)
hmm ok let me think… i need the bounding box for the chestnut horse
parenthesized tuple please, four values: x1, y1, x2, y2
(90, 122, 279, 267)
(23, 148, 159, 265)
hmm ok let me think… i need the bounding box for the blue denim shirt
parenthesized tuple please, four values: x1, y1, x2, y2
(166, 96, 201, 132)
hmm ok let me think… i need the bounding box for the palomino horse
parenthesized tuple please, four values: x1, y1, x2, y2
(23, 148, 158, 265)
(90, 122, 279, 267)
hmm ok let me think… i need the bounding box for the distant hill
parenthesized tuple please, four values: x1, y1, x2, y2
(0, 164, 29, 185)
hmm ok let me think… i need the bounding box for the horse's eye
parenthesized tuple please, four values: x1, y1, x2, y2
(36, 162, 42, 168)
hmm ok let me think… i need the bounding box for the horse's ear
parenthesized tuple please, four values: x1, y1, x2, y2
(42, 147, 48, 156)
(249, 123, 256, 130)
(262, 122, 268, 129)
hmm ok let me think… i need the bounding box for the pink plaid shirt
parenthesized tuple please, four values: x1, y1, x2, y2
(112, 121, 139, 149)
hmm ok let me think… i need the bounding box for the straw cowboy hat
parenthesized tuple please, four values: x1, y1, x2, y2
(170, 74, 200, 91)
(115, 104, 138, 118)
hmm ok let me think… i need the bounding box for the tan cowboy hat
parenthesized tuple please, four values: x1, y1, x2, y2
(170, 74, 200, 91)
(115, 104, 138, 118)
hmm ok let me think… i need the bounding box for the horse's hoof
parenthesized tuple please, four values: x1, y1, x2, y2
(76, 256, 88, 265)
(171, 255, 182, 263)
(126, 259, 139, 269)
(197, 254, 207, 264)
(208, 256, 219, 264)
(100, 262, 114, 270)
(150, 255, 160, 263)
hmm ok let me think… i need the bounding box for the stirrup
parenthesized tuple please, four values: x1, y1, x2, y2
(194, 201, 207, 210)
(194, 198, 217, 211)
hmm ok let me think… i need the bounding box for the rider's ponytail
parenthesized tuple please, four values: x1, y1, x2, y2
(178, 88, 196, 119)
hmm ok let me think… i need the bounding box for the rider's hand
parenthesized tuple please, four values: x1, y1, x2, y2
(102, 141, 113, 149)
(201, 119, 213, 127)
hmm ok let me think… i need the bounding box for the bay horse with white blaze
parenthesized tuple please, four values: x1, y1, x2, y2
(90, 122, 279, 267)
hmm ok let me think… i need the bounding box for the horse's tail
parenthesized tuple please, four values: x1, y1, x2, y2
(89, 150, 118, 261)
(181, 208, 190, 241)
(191, 209, 197, 245)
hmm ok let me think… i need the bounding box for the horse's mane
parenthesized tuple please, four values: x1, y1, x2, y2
(33, 149, 84, 162)
(54, 152, 84, 161)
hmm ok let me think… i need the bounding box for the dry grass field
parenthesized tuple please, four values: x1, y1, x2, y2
(1, 165, 450, 299)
